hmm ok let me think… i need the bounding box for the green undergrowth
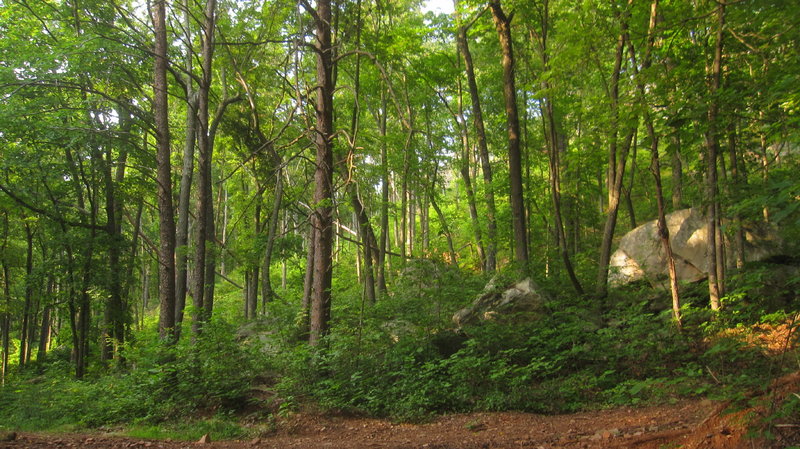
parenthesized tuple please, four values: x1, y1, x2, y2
(0, 262, 798, 432)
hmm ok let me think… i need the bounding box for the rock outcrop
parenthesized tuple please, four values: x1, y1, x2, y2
(453, 277, 549, 327)
(609, 208, 782, 287)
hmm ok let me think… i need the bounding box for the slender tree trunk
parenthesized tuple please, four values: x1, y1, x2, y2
(490, 0, 528, 264)
(727, 124, 746, 268)
(595, 8, 632, 298)
(261, 168, 284, 309)
(624, 131, 638, 230)
(457, 20, 497, 272)
(19, 224, 34, 367)
(377, 91, 390, 292)
(37, 302, 51, 363)
(300, 222, 315, 338)
(454, 89, 486, 269)
(193, 0, 218, 332)
(429, 172, 458, 266)
(175, 0, 198, 330)
(631, 0, 681, 327)
(671, 134, 683, 210)
(532, 0, 583, 294)
(705, 0, 725, 311)
(308, 0, 335, 345)
(152, 0, 177, 341)
(1, 261, 9, 386)
(101, 141, 124, 362)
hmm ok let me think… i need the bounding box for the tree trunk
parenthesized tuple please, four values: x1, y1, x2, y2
(37, 303, 51, 363)
(490, 0, 528, 264)
(457, 19, 497, 272)
(261, 167, 284, 310)
(727, 125, 746, 268)
(101, 137, 124, 362)
(705, 0, 725, 311)
(300, 222, 315, 338)
(1, 261, 10, 386)
(192, 0, 219, 334)
(175, 0, 198, 330)
(532, 0, 583, 294)
(152, 0, 177, 341)
(308, 0, 335, 346)
(632, 0, 681, 327)
(377, 91, 390, 292)
(19, 224, 34, 367)
(595, 8, 633, 298)
(670, 134, 683, 210)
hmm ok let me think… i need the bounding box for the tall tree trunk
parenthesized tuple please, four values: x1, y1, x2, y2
(193, 0, 218, 332)
(175, 0, 198, 331)
(1, 261, 10, 386)
(490, 0, 528, 264)
(705, 0, 725, 311)
(457, 16, 497, 272)
(101, 134, 125, 362)
(152, 0, 177, 341)
(670, 134, 683, 210)
(377, 91, 389, 292)
(37, 302, 51, 363)
(300, 223, 315, 338)
(727, 124, 746, 268)
(531, 0, 583, 293)
(595, 7, 632, 298)
(631, 0, 681, 327)
(307, 0, 335, 346)
(19, 224, 34, 367)
(261, 168, 284, 310)
(624, 130, 638, 230)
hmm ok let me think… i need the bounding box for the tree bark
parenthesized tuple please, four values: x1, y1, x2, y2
(19, 224, 34, 367)
(705, 0, 725, 311)
(377, 91, 389, 292)
(1, 261, 9, 386)
(307, 0, 335, 346)
(193, 0, 219, 334)
(595, 6, 633, 298)
(631, 0, 681, 327)
(175, 0, 198, 331)
(490, 0, 528, 264)
(152, 0, 177, 341)
(457, 18, 497, 273)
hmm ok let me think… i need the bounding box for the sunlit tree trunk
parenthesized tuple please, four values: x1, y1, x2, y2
(490, 0, 528, 265)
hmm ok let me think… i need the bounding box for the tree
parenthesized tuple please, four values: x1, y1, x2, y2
(489, 0, 528, 265)
(304, 0, 336, 345)
(151, 0, 177, 340)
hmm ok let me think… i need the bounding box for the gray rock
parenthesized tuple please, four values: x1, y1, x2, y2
(453, 277, 549, 327)
(609, 208, 782, 287)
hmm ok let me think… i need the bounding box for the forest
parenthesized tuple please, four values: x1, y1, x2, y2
(0, 0, 799, 446)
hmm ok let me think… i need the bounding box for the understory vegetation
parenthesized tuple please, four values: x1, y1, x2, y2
(1, 261, 797, 436)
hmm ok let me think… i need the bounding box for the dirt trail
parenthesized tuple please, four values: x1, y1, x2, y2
(6, 372, 800, 449)
(0, 399, 753, 449)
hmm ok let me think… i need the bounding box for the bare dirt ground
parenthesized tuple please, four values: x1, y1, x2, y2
(4, 380, 798, 449)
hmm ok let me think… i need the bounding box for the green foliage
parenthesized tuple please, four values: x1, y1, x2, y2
(274, 288, 706, 421)
(0, 318, 265, 431)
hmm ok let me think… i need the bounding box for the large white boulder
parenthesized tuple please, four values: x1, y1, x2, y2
(609, 208, 782, 287)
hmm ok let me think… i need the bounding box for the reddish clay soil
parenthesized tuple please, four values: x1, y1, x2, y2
(4, 374, 799, 449)
(4, 338, 799, 449)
